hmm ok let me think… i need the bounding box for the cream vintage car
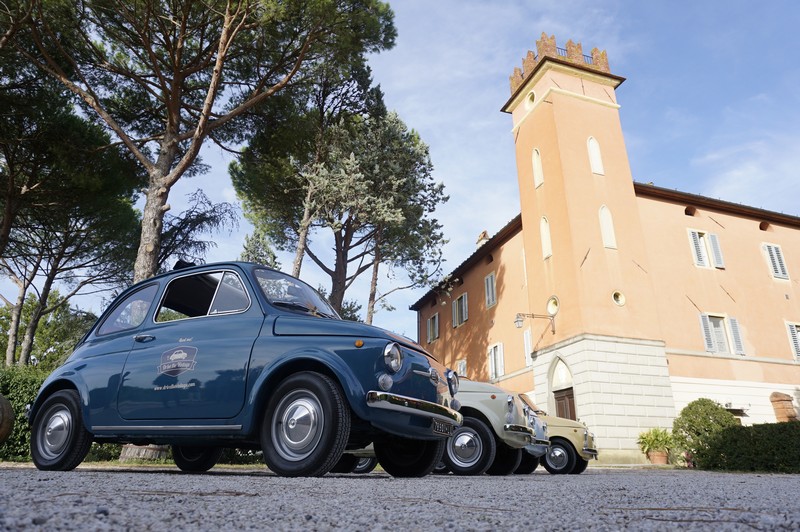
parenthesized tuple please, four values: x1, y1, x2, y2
(520, 394, 598, 474)
(441, 379, 549, 476)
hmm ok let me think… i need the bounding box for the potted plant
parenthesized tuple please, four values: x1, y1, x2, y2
(637, 427, 672, 465)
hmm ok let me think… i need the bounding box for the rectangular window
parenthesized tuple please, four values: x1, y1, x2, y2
(689, 230, 724, 269)
(452, 293, 468, 328)
(456, 359, 467, 377)
(787, 323, 800, 359)
(484, 272, 497, 308)
(764, 244, 789, 279)
(426, 313, 439, 343)
(699, 313, 744, 355)
(523, 328, 533, 367)
(488, 343, 504, 380)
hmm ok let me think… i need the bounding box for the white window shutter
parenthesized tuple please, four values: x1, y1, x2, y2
(709, 234, 725, 269)
(788, 324, 800, 358)
(690, 231, 707, 267)
(488, 347, 496, 380)
(498, 344, 505, 376)
(452, 300, 457, 328)
(463, 293, 468, 322)
(728, 317, 744, 355)
(766, 244, 789, 279)
(699, 314, 716, 352)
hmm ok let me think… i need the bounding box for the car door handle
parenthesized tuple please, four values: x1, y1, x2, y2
(134, 334, 155, 343)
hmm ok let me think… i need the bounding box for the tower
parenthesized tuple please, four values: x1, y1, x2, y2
(502, 34, 676, 462)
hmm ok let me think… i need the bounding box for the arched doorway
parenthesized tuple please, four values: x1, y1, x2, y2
(550, 358, 576, 420)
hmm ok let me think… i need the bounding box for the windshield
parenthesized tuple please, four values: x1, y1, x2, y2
(254, 269, 340, 319)
(519, 393, 546, 415)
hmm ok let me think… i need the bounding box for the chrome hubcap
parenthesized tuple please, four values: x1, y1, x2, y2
(547, 446, 568, 469)
(39, 406, 72, 460)
(272, 391, 323, 462)
(448, 427, 482, 467)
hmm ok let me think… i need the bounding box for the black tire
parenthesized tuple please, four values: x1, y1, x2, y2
(30, 389, 92, 471)
(172, 445, 223, 472)
(329, 453, 360, 473)
(374, 436, 445, 477)
(353, 456, 378, 474)
(486, 442, 523, 476)
(514, 451, 539, 474)
(432, 461, 450, 475)
(0, 393, 13, 444)
(442, 416, 496, 476)
(571, 457, 589, 474)
(261, 372, 350, 477)
(542, 438, 577, 475)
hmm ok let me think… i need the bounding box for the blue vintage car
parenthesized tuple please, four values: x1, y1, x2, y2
(27, 262, 462, 477)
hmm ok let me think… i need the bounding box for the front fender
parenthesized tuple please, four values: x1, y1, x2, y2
(28, 371, 91, 431)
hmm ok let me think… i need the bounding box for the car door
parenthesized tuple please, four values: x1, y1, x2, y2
(117, 269, 264, 420)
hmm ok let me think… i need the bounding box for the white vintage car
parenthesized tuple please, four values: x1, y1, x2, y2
(519, 394, 598, 474)
(441, 379, 549, 476)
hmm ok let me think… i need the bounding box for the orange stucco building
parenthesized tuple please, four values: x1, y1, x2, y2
(410, 34, 800, 463)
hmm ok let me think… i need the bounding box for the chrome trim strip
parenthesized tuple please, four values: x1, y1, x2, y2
(92, 425, 242, 432)
(366, 391, 463, 425)
(503, 423, 535, 437)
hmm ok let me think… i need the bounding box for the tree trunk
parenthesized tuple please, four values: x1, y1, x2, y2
(4, 287, 24, 366)
(292, 187, 314, 277)
(366, 233, 382, 325)
(132, 176, 170, 283)
(18, 262, 58, 365)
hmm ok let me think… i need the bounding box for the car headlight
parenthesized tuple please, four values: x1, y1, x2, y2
(383, 342, 403, 373)
(506, 395, 514, 414)
(446, 369, 459, 396)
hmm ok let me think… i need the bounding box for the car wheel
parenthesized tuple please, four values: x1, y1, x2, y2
(442, 416, 496, 476)
(329, 453, 360, 473)
(570, 457, 589, 474)
(374, 436, 445, 477)
(514, 451, 539, 474)
(0, 393, 14, 444)
(172, 445, 223, 472)
(30, 390, 93, 471)
(485, 442, 523, 476)
(261, 372, 350, 477)
(432, 461, 450, 474)
(542, 438, 577, 475)
(353, 456, 378, 474)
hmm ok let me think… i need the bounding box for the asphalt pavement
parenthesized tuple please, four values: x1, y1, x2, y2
(1, 464, 798, 530)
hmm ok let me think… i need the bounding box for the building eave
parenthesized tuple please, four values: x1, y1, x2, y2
(409, 215, 523, 312)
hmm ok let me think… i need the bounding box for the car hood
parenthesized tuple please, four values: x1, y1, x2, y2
(540, 414, 586, 430)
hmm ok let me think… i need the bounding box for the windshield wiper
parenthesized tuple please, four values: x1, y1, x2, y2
(272, 300, 328, 317)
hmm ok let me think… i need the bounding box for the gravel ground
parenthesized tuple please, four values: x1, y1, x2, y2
(1, 464, 798, 531)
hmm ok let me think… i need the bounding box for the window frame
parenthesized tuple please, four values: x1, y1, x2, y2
(699, 313, 744, 355)
(452, 293, 469, 328)
(599, 205, 617, 249)
(688, 229, 725, 269)
(587, 136, 605, 175)
(488, 343, 505, 380)
(426, 312, 440, 344)
(786, 323, 800, 359)
(484, 272, 497, 308)
(532, 148, 544, 188)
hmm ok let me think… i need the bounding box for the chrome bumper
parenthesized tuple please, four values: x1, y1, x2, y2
(503, 423, 535, 438)
(366, 391, 463, 426)
(583, 447, 599, 459)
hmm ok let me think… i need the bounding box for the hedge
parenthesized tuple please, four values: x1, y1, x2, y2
(695, 421, 800, 473)
(0, 365, 48, 461)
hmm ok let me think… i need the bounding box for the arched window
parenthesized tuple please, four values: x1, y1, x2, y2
(540, 217, 552, 259)
(587, 136, 604, 175)
(599, 205, 617, 249)
(532, 148, 544, 188)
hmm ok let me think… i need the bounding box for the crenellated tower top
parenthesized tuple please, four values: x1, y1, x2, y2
(509, 33, 610, 94)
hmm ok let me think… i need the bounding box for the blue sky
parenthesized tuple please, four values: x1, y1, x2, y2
(8, 1, 799, 342)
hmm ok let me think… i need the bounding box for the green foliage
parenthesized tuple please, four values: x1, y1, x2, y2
(672, 398, 739, 458)
(218, 448, 264, 465)
(637, 427, 673, 454)
(240, 228, 281, 269)
(696, 421, 800, 472)
(85, 443, 123, 463)
(0, 365, 47, 461)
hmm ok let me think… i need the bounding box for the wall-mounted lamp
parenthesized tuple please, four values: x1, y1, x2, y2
(513, 313, 555, 334)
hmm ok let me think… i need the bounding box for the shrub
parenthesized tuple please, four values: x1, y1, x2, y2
(672, 398, 738, 462)
(697, 421, 800, 472)
(0, 365, 48, 461)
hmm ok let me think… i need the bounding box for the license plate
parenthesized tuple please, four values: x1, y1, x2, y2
(432, 419, 454, 436)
